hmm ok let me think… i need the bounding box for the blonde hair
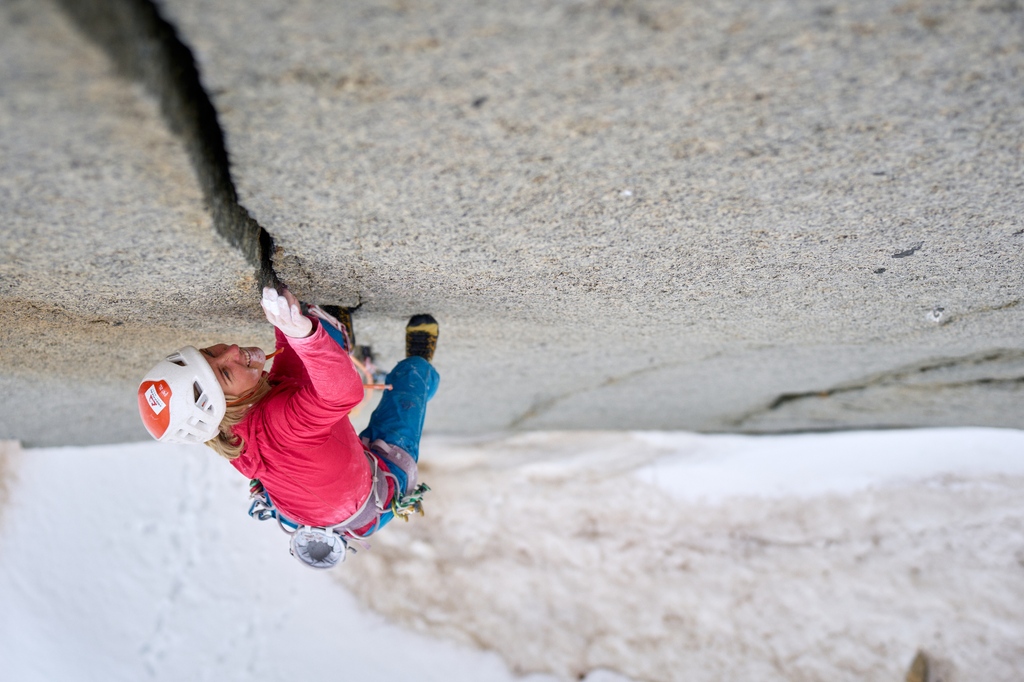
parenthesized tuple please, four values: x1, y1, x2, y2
(204, 374, 274, 460)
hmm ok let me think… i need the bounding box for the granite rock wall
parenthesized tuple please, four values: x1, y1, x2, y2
(1, 0, 1022, 445)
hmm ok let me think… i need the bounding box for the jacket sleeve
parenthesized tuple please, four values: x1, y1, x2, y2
(272, 319, 365, 444)
(268, 327, 309, 385)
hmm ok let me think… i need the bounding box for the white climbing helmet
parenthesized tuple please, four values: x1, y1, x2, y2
(138, 346, 226, 444)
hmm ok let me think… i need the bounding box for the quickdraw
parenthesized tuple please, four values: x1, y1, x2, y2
(391, 482, 431, 521)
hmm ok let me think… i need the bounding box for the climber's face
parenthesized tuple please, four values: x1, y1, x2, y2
(200, 344, 265, 397)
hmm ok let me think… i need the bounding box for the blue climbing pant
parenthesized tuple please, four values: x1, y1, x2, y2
(361, 355, 439, 463)
(360, 355, 439, 530)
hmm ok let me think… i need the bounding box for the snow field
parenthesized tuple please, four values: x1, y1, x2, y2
(1, 429, 1023, 681)
(0, 441, 564, 682)
(0, 440, 12, 521)
(338, 429, 1024, 681)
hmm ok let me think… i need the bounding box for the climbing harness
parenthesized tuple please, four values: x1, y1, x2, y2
(365, 438, 432, 522)
(247, 440, 430, 569)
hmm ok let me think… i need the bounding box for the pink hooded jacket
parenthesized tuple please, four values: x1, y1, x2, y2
(228, 319, 374, 527)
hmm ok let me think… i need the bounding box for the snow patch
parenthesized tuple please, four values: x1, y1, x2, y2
(0, 440, 15, 525)
(0, 442, 560, 682)
(338, 430, 1024, 681)
(633, 428, 1024, 502)
(2, 430, 1024, 681)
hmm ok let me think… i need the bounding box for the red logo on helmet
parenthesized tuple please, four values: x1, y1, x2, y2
(138, 380, 173, 438)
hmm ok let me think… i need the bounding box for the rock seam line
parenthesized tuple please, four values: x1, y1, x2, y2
(730, 348, 1024, 428)
(53, 0, 281, 290)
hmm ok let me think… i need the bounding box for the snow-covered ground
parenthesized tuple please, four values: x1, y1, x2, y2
(2, 429, 1023, 682)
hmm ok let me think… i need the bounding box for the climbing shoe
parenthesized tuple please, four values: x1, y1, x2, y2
(406, 314, 439, 362)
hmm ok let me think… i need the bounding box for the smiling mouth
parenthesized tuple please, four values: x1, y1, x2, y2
(243, 348, 252, 368)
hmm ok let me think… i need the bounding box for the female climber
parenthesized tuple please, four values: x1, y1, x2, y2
(137, 286, 440, 568)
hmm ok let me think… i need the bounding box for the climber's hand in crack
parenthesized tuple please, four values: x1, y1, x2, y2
(261, 286, 313, 338)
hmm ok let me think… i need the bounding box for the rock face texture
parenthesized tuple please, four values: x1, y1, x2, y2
(0, 0, 267, 445)
(1, 0, 1022, 446)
